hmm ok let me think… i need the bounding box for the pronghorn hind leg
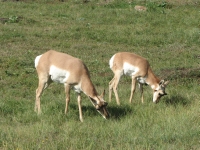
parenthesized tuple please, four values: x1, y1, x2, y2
(129, 77, 137, 103)
(109, 77, 115, 102)
(112, 74, 121, 105)
(44, 76, 53, 90)
(35, 83, 45, 114)
(35, 74, 50, 114)
(64, 84, 70, 114)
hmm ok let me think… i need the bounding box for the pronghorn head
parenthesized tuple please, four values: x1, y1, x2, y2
(89, 90, 110, 119)
(153, 80, 169, 103)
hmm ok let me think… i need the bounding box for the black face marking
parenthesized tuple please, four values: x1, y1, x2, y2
(89, 96, 109, 119)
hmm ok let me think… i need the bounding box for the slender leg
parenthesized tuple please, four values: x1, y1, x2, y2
(35, 81, 46, 114)
(112, 74, 121, 105)
(129, 77, 136, 103)
(77, 94, 83, 122)
(109, 77, 115, 102)
(44, 76, 52, 90)
(35, 74, 50, 114)
(138, 83, 144, 103)
(64, 84, 70, 114)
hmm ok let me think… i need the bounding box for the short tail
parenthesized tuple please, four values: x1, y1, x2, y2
(34, 55, 42, 68)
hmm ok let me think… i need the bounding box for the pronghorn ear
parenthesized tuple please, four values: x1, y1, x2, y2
(159, 80, 165, 86)
(159, 80, 169, 87)
(100, 89, 105, 98)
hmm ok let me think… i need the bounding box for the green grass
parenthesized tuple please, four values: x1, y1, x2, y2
(0, 0, 200, 149)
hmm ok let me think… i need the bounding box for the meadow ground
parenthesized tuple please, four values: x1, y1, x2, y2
(0, 0, 199, 149)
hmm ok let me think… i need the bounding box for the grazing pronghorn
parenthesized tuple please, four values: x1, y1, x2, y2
(35, 50, 109, 122)
(109, 52, 169, 105)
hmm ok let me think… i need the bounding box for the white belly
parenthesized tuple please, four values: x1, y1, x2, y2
(49, 65, 70, 83)
(123, 62, 147, 84)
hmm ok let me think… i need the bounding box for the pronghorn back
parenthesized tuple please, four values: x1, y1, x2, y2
(35, 50, 89, 85)
(109, 52, 149, 77)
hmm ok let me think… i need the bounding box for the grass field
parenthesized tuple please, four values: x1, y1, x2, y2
(0, 0, 200, 149)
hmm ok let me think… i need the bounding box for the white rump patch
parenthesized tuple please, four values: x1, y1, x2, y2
(109, 54, 115, 69)
(49, 65, 70, 83)
(34, 55, 42, 68)
(123, 62, 139, 76)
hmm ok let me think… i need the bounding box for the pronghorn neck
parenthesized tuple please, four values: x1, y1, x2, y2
(146, 67, 161, 90)
(81, 75, 103, 106)
(81, 74, 98, 98)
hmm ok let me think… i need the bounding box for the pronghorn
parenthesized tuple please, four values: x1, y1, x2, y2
(109, 52, 169, 105)
(34, 50, 109, 122)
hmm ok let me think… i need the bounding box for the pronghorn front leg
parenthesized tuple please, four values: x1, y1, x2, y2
(77, 94, 83, 122)
(138, 83, 144, 103)
(64, 84, 70, 114)
(129, 77, 136, 103)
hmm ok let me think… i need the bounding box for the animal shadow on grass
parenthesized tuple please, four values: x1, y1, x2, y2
(164, 94, 191, 107)
(67, 104, 106, 119)
(68, 104, 132, 121)
(107, 105, 133, 120)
